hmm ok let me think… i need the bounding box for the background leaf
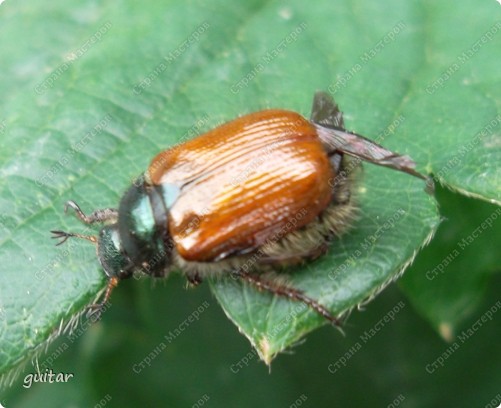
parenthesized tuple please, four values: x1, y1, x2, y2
(0, 0, 499, 406)
(400, 184, 501, 339)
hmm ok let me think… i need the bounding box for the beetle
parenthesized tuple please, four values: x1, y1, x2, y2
(52, 91, 425, 324)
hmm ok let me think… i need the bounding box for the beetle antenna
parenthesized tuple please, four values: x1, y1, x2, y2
(50, 230, 97, 246)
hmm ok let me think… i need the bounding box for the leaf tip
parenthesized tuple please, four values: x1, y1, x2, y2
(258, 336, 273, 366)
(438, 322, 454, 342)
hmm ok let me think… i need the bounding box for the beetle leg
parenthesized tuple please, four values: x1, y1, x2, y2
(65, 200, 119, 224)
(328, 152, 356, 206)
(186, 272, 202, 287)
(328, 151, 343, 171)
(232, 270, 341, 326)
(86, 276, 119, 318)
(50, 230, 97, 245)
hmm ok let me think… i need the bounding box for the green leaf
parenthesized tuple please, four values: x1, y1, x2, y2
(2, 0, 499, 380)
(393, 3, 501, 204)
(211, 168, 437, 362)
(400, 184, 501, 339)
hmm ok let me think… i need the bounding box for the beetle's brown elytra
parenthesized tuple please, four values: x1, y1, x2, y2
(52, 91, 424, 325)
(148, 109, 334, 262)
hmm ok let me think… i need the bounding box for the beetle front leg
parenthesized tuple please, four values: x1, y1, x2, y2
(65, 200, 119, 224)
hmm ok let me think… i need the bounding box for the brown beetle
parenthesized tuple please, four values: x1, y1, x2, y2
(52, 92, 424, 324)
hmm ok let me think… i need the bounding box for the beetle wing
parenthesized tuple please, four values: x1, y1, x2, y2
(314, 125, 425, 179)
(310, 91, 345, 128)
(310, 91, 425, 180)
(148, 110, 334, 262)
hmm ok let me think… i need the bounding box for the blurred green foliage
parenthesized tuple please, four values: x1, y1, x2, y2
(0, 0, 500, 407)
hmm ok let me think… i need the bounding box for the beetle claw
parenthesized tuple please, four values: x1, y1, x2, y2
(50, 230, 97, 245)
(85, 303, 104, 319)
(50, 230, 72, 246)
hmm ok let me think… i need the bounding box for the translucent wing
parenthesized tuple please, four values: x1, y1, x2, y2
(310, 91, 345, 128)
(311, 91, 426, 180)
